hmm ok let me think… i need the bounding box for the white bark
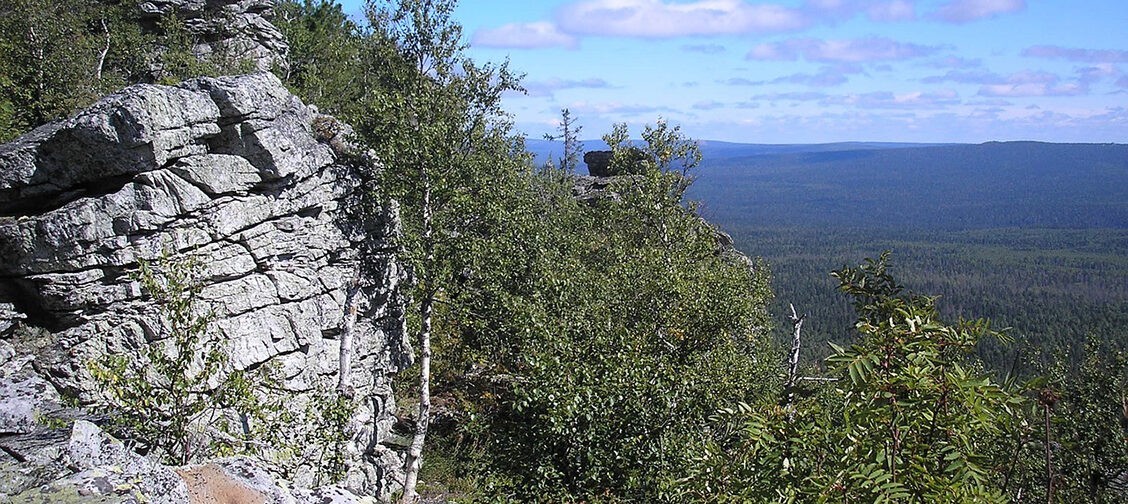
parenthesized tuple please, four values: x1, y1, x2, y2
(401, 177, 433, 504)
(784, 304, 805, 417)
(95, 18, 110, 81)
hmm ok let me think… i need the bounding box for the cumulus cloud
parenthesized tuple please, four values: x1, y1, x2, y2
(1076, 64, 1118, 86)
(836, 89, 961, 109)
(758, 64, 866, 87)
(926, 56, 983, 69)
(566, 101, 677, 116)
(748, 37, 939, 62)
(865, 0, 916, 21)
(750, 91, 831, 102)
(721, 77, 763, 86)
(929, 0, 1025, 23)
(555, 0, 809, 38)
(922, 69, 1003, 84)
(977, 71, 1086, 97)
(473, 22, 578, 49)
(1022, 45, 1128, 63)
(747, 89, 958, 109)
(799, 0, 915, 22)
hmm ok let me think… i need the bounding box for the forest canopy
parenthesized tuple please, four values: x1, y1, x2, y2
(1, 0, 1125, 502)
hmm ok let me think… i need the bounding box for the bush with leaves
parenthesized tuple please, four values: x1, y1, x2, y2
(601, 119, 702, 180)
(426, 143, 774, 500)
(683, 252, 1028, 502)
(1001, 336, 1128, 502)
(90, 252, 284, 465)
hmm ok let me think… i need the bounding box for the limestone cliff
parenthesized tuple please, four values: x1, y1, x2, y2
(0, 73, 409, 501)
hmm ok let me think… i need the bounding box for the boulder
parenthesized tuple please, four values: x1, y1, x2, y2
(582, 150, 612, 177)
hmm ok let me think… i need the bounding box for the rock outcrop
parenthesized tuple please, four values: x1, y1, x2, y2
(582, 150, 613, 177)
(139, 0, 289, 73)
(0, 73, 409, 500)
(582, 148, 655, 177)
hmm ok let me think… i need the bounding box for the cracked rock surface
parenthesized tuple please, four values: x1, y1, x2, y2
(138, 0, 290, 73)
(0, 73, 409, 500)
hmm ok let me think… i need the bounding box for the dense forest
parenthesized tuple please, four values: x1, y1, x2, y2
(681, 143, 1128, 366)
(2, 0, 1127, 502)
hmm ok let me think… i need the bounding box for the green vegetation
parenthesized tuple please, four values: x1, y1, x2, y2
(437, 167, 772, 500)
(543, 107, 583, 172)
(683, 253, 1027, 502)
(89, 252, 284, 465)
(724, 227, 1128, 368)
(602, 119, 703, 178)
(687, 142, 1128, 366)
(5, 0, 1126, 502)
(0, 0, 260, 141)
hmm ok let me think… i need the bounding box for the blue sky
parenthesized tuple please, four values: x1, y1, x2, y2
(337, 0, 1128, 144)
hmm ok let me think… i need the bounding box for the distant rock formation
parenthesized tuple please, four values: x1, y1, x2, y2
(583, 148, 655, 177)
(139, 0, 289, 73)
(583, 150, 613, 177)
(0, 73, 408, 500)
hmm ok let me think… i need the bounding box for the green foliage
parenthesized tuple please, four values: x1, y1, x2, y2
(1004, 337, 1128, 501)
(434, 154, 774, 500)
(0, 0, 111, 140)
(602, 119, 702, 181)
(723, 226, 1128, 368)
(274, 0, 366, 112)
(149, 12, 218, 85)
(301, 385, 358, 485)
(0, 0, 254, 141)
(89, 252, 283, 466)
(682, 253, 1027, 502)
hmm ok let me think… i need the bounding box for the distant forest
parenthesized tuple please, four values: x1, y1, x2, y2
(680, 141, 1128, 370)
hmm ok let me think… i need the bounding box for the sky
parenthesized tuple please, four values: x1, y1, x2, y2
(336, 0, 1128, 144)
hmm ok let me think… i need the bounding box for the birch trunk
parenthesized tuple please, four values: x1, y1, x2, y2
(401, 177, 433, 504)
(784, 304, 804, 417)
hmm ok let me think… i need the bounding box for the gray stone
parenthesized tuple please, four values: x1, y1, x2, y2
(137, 0, 289, 74)
(0, 73, 409, 499)
(67, 421, 191, 504)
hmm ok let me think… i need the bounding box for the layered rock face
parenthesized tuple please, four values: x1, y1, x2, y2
(139, 0, 290, 73)
(0, 73, 409, 499)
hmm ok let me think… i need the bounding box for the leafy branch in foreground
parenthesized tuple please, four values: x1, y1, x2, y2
(683, 252, 1027, 503)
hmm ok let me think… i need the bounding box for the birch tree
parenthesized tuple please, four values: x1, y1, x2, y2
(359, 1, 523, 501)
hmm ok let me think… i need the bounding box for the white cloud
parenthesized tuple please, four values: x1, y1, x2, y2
(682, 43, 727, 54)
(748, 37, 939, 62)
(473, 22, 578, 49)
(692, 100, 727, 110)
(1023, 45, 1128, 63)
(556, 0, 809, 38)
(929, 0, 1025, 23)
(798, 0, 916, 22)
(979, 83, 1085, 97)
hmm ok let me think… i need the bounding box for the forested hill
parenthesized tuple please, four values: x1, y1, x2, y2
(680, 140, 1128, 366)
(688, 141, 1128, 231)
